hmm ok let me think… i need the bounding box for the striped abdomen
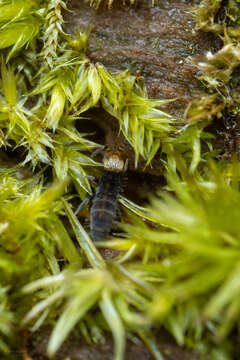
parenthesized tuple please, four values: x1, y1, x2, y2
(90, 171, 121, 241)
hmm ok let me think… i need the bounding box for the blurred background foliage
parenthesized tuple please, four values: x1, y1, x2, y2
(0, 0, 240, 360)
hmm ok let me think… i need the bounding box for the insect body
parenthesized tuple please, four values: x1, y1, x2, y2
(90, 171, 122, 241)
(75, 145, 127, 241)
(90, 146, 126, 241)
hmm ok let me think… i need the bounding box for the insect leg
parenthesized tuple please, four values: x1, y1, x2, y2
(75, 196, 92, 215)
(123, 158, 129, 172)
(91, 145, 107, 159)
(85, 175, 98, 184)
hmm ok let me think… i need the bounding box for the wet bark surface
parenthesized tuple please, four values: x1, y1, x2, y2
(28, 328, 199, 360)
(65, 0, 217, 115)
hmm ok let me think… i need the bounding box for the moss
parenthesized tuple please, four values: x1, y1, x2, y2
(187, 0, 240, 160)
(1, 1, 240, 360)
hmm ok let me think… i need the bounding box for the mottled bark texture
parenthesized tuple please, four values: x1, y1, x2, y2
(65, 0, 215, 115)
(65, 0, 218, 175)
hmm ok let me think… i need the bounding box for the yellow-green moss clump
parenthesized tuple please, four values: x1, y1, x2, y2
(187, 0, 240, 126)
(1, 1, 240, 360)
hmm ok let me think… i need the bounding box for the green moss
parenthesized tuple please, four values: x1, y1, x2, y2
(188, 0, 240, 129)
(0, 1, 240, 360)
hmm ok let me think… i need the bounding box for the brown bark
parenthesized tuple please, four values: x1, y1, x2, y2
(65, 0, 217, 115)
(28, 327, 199, 360)
(65, 0, 219, 175)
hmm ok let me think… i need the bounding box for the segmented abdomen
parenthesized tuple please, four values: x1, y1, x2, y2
(90, 195, 118, 241)
(90, 171, 121, 241)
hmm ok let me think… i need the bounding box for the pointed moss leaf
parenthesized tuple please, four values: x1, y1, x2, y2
(204, 263, 240, 319)
(123, 226, 181, 245)
(101, 95, 118, 118)
(31, 76, 58, 95)
(0, 20, 40, 61)
(119, 195, 157, 223)
(37, 131, 53, 148)
(216, 298, 240, 340)
(115, 244, 139, 264)
(69, 162, 92, 194)
(71, 65, 89, 106)
(53, 146, 69, 179)
(88, 64, 101, 105)
(138, 331, 164, 360)
(122, 108, 129, 135)
(72, 154, 101, 166)
(144, 120, 173, 132)
(100, 289, 125, 360)
(96, 63, 120, 94)
(165, 311, 185, 345)
(58, 126, 98, 149)
(32, 144, 51, 164)
(168, 264, 229, 301)
(0, 287, 13, 353)
(104, 73, 176, 165)
(149, 192, 198, 231)
(137, 124, 145, 161)
(129, 114, 139, 166)
(115, 296, 148, 329)
(145, 138, 160, 166)
(114, 262, 153, 294)
(77, 96, 94, 114)
(0, 0, 36, 22)
(141, 107, 172, 119)
(22, 289, 65, 326)
(14, 108, 30, 133)
(68, 27, 92, 52)
(36, 177, 70, 209)
(189, 129, 201, 174)
(145, 130, 153, 154)
(46, 85, 65, 131)
(48, 280, 102, 357)
(56, 68, 73, 97)
(48, 215, 81, 265)
(63, 199, 105, 269)
(22, 273, 66, 293)
(1, 60, 16, 106)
